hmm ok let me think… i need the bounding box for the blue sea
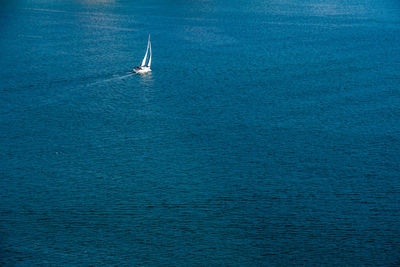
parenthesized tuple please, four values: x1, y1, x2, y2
(1, 0, 400, 265)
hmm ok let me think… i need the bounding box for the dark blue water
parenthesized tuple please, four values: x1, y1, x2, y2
(1, 0, 400, 265)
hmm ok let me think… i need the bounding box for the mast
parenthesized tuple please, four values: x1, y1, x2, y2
(148, 39, 152, 67)
(141, 35, 150, 67)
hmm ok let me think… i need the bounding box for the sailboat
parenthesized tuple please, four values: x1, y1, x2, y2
(133, 34, 152, 74)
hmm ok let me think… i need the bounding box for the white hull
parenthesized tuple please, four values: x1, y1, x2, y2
(133, 66, 151, 74)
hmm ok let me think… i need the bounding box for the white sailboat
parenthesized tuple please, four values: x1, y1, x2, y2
(133, 35, 152, 74)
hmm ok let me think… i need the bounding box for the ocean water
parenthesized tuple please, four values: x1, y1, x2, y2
(1, 0, 400, 265)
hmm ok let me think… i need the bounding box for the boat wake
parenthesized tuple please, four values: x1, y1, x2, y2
(87, 73, 133, 86)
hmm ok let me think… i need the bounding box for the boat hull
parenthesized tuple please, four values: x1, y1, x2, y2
(133, 67, 151, 74)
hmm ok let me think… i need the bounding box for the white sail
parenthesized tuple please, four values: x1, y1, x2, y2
(148, 40, 152, 67)
(140, 38, 149, 67)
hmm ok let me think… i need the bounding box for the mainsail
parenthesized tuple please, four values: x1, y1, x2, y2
(140, 35, 151, 67)
(148, 40, 152, 67)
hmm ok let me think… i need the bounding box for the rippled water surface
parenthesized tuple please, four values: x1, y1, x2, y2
(1, 0, 400, 265)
